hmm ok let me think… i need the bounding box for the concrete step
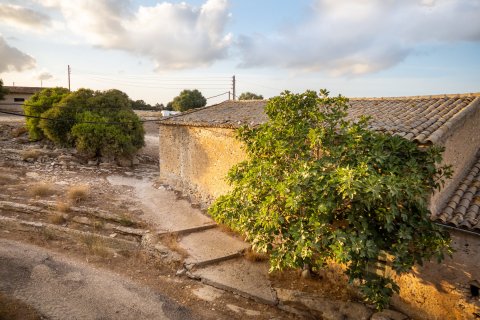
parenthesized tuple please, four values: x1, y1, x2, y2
(178, 228, 250, 268)
(188, 257, 278, 305)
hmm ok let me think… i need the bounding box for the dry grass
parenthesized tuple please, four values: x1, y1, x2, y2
(56, 200, 71, 213)
(48, 213, 66, 225)
(244, 247, 269, 262)
(10, 126, 27, 138)
(92, 220, 104, 230)
(66, 184, 90, 204)
(21, 148, 42, 161)
(81, 234, 110, 258)
(118, 213, 135, 227)
(30, 182, 56, 197)
(160, 233, 188, 258)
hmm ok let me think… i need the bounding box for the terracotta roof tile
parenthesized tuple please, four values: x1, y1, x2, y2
(161, 93, 480, 144)
(433, 154, 480, 233)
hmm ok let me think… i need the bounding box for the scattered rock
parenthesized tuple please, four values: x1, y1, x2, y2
(227, 304, 261, 316)
(176, 268, 187, 277)
(117, 156, 132, 167)
(370, 309, 409, 320)
(132, 157, 140, 165)
(71, 216, 91, 226)
(87, 160, 98, 166)
(276, 288, 373, 320)
(192, 285, 224, 302)
(301, 269, 312, 279)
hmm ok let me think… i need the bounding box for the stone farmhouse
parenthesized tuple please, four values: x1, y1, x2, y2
(159, 94, 480, 320)
(0, 86, 44, 113)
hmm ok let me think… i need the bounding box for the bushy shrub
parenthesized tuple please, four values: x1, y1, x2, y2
(27, 88, 144, 160)
(209, 90, 452, 309)
(23, 87, 70, 141)
(71, 110, 144, 158)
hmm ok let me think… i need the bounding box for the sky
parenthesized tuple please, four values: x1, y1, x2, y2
(0, 0, 479, 105)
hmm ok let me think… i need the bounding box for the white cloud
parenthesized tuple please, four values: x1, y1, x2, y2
(37, 71, 53, 81)
(238, 0, 480, 76)
(0, 35, 36, 72)
(0, 3, 51, 30)
(34, 0, 232, 70)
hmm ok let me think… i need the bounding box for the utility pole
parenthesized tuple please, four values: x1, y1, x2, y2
(232, 75, 236, 100)
(228, 91, 231, 100)
(68, 65, 71, 92)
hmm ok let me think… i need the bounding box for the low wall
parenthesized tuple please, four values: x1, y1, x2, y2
(159, 125, 245, 206)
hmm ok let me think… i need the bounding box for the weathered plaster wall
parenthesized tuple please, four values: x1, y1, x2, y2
(392, 229, 480, 320)
(159, 125, 245, 206)
(159, 122, 480, 320)
(1, 93, 32, 113)
(430, 105, 480, 216)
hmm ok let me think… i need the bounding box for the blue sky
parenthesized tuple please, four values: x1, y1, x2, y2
(0, 0, 479, 105)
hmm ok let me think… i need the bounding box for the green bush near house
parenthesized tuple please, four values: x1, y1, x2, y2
(24, 88, 144, 160)
(209, 89, 452, 309)
(24, 87, 70, 141)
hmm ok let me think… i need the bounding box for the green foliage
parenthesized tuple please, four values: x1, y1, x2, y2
(23, 87, 70, 141)
(0, 79, 7, 100)
(238, 92, 263, 100)
(131, 99, 163, 110)
(170, 89, 206, 112)
(71, 109, 144, 158)
(209, 90, 452, 309)
(28, 88, 144, 159)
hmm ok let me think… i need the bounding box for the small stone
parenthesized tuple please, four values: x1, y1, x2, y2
(109, 233, 117, 238)
(176, 268, 187, 276)
(371, 309, 409, 320)
(301, 269, 312, 279)
(132, 157, 140, 165)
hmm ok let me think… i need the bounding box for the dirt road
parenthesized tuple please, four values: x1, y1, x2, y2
(0, 238, 196, 320)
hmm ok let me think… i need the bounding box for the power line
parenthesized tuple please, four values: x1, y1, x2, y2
(205, 92, 229, 100)
(0, 109, 162, 125)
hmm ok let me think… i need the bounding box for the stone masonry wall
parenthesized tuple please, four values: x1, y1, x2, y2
(391, 229, 480, 320)
(159, 125, 245, 207)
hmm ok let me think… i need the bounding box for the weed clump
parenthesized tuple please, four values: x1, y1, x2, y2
(48, 213, 66, 225)
(30, 183, 56, 197)
(66, 184, 90, 204)
(21, 149, 42, 161)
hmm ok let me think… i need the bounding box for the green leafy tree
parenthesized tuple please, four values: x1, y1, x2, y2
(39, 88, 98, 146)
(23, 87, 70, 141)
(209, 90, 452, 309)
(71, 109, 144, 158)
(0, 79, 8, 100)
(238, 92, 263, 100)
(37, 88, 144, 159)
(170, 89, 206, 112)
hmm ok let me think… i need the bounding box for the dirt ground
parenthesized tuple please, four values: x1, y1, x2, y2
(0, 115, 299, 320)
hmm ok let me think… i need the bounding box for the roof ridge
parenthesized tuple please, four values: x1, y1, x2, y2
(159, 99, 231, 122)
(349, 93, 480, 100)
(425, 97, 480, 144)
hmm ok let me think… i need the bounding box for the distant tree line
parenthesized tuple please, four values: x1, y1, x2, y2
(130, 99, 165, 111)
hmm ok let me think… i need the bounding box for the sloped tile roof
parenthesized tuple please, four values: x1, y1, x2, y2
(161, 100, 268, 128)
(433, 154, 480, 233)
(160, 93, 480, 144)
(4, 86, 44, 94)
